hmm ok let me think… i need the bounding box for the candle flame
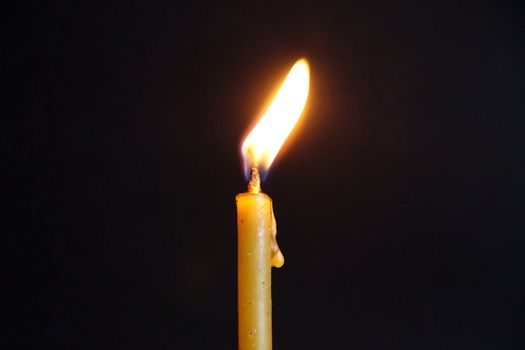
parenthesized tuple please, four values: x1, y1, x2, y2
(242, 59, 310, 180)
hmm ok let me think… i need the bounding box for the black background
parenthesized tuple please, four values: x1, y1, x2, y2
(4, 1, 525, 349)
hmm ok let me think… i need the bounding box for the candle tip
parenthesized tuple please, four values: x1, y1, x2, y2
(247, 163, 261, 193)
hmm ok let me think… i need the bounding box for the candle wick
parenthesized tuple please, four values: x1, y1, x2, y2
(247, 163, 261, 193)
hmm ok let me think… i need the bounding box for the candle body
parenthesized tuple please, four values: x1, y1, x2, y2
(236, 192, 273, 350)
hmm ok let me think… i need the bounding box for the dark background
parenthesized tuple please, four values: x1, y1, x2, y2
(4, 1, 525, 349)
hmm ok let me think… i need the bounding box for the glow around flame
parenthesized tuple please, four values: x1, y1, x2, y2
(242, 58, 310, 180)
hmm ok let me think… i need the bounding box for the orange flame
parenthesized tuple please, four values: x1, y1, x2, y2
(242, 59, 310, 178)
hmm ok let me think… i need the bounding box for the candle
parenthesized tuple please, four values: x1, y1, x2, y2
(236, 59, 310, 350)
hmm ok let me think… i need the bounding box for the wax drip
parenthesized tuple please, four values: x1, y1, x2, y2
(247, 162, 284, 267)
(270, 207, 284, 268)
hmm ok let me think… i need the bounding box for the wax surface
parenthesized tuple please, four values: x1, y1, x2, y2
(236, 192, 273, 350)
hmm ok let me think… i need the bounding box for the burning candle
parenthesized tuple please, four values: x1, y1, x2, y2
(236, 59, 310, 350)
